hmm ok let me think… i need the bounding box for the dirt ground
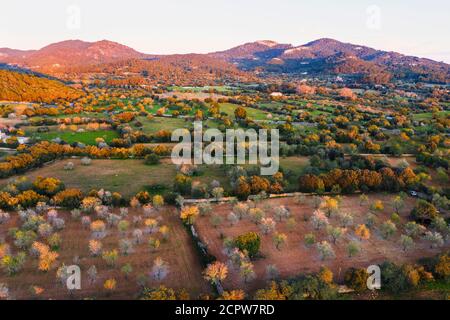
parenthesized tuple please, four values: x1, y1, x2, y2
(0, 207, 210, 300)
(194, 194, 449, 293)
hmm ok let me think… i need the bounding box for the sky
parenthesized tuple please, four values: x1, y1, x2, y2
(1, 0, 449, 63)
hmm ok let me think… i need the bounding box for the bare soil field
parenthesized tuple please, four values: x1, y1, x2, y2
(194, 194, 449, 293)
(0, 207, 210, 300)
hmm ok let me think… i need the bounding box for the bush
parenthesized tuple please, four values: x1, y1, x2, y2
(145, 154, 160, 165)
(234, 232, 261, 258)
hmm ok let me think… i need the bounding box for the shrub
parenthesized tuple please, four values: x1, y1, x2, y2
(81, 157, 92, 166)
(234, 232, 261, 258)
(145, 153, 160, 165)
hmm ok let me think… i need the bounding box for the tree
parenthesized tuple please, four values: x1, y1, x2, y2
(239, 261, 256, 283)
(322, 197, 339, 217)
(233, 203, 249, 220)
(380, 220, 397, 239)
(234, 232, 261, 257)
(274, 206, 290, 222)
(311, 210, 329, 230)
(102, 249, 119, 268)
(272, 233, 287, 250)
(304, 233, 316, 248)
(121, 263, 133, 279)
(359, 194, 369, 206)
(404, 221, 426, 238)
(104, 278, 117, 292)
(227, 212, 239, 226)
(249, 208, 265, 224)
(424, 231, 444, 248)
(316, 241, 335, 260)
(370, 200, 384, 214)
(434, 254, 450, 280)
(203, 261, 228, 285)
(151, 257, 169, 281)
(411, 200, 439, 223)
(152, 195, 165, 210)
(326, 225, 345, 244)
(400, 235, 414, 251)
(286, 218, 297, 232)
(88, 240, 102, 256)
(221, 290, 245, 300)
(210, 214, 223, 228)
(266, 265, 280, 281)
(180, 206, 199, 225)
(234, 106, 247, 120)
(392, 195, 405, 214)
(259, 217, 276, 235)
(211, 187, 224, 200)
(347, 241, 361, 257)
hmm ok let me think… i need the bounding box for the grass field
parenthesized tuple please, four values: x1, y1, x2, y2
(132, 117, 191, 134)
(412, 111, 450, 121)
(29, 130, 119, 145)
(0, 159, 232, 198)
(219, 103, 269, 120)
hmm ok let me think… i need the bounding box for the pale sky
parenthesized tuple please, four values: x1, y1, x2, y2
(1, 0, 449, 62)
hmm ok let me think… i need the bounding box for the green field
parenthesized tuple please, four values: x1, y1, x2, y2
(412, 110, 450, 121)
(219, 103, 269, 120)
(29, 129, 119, 145)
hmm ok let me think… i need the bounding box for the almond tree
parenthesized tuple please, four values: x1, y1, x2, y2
(239, 261, 256, 283)
(272, 232, 287, 250)
(347, 241, 360, 257)
(87, 265, 97, 284)
(326, 225, 345, 244)
(259, 217, 276, 235)
(151, 257, 169, 281)
(380, 220, 397, 239)
(274, 206, 290, 222)
(316, 241, 335, 260)
(311, 210, 329, 230)
(266, 264, 279, 281)
(400, 235, 414, 251)
(425, 231, 444, 248)
(233, 203, 249, 220)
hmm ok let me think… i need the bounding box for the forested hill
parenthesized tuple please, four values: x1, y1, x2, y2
(0, 70, 83, 103)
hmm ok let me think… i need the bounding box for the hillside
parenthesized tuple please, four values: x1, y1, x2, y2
(0, 40, 145, 73)
(0, 69, 83, 103)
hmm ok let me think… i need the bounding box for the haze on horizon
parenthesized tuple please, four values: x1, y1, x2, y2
(1, 0, 449, 63)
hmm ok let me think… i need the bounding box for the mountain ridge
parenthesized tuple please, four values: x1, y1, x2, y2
(0, 38, 448, 83)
